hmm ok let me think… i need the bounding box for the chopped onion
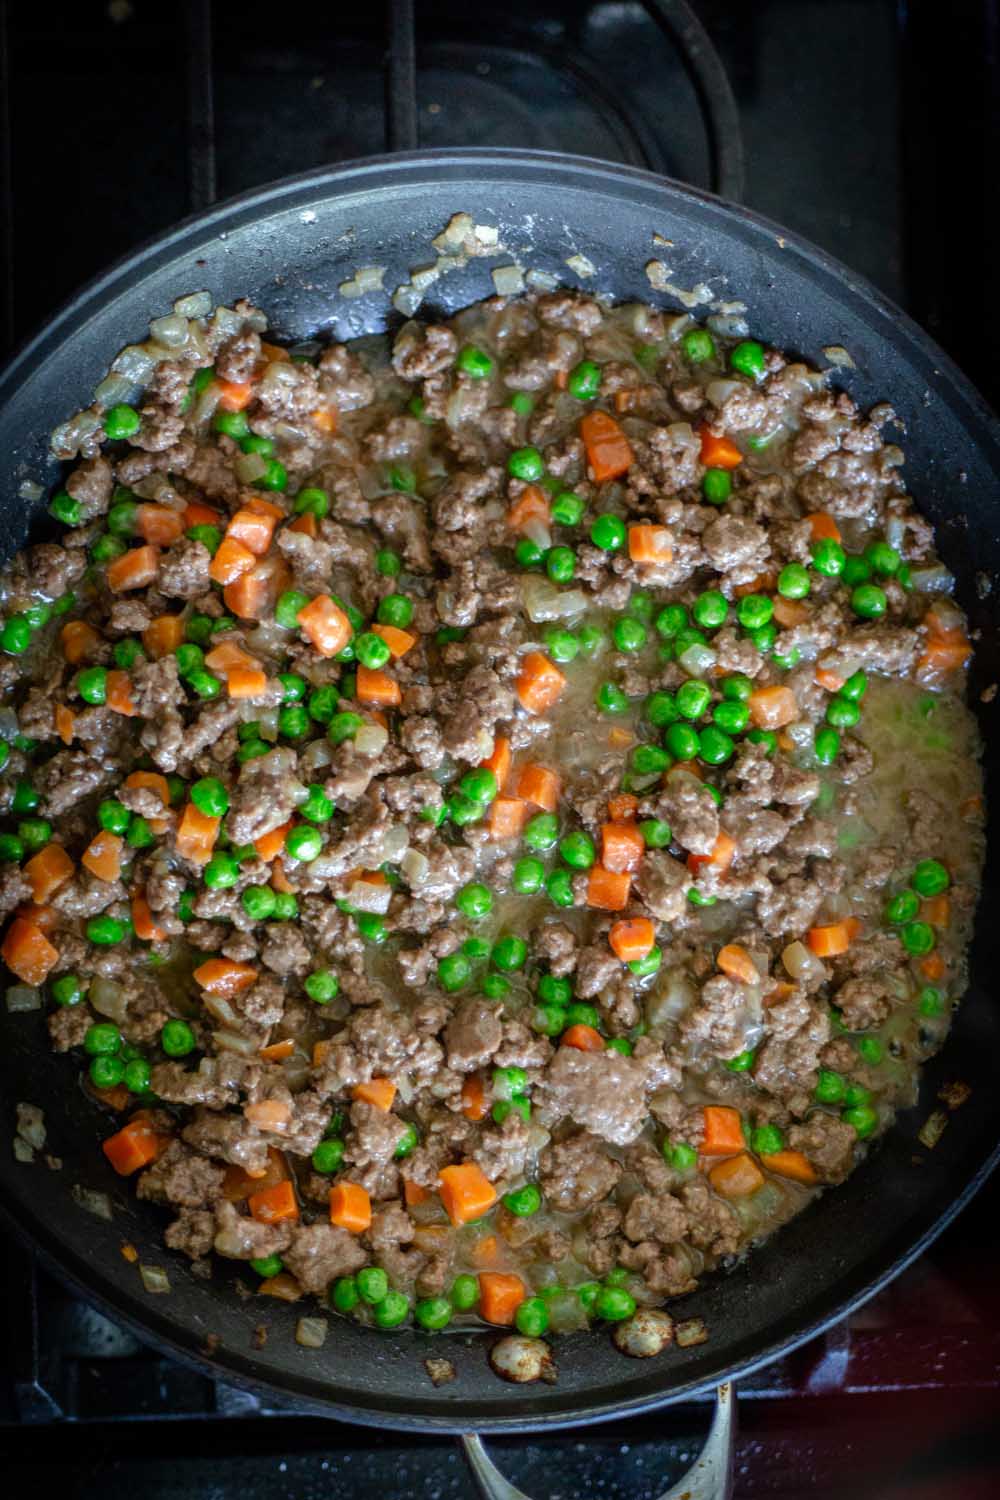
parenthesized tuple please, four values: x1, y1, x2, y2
(213, 1028, 257, 1057)
(910, 565, 955, 595)
(0, 707, 18, 742)
(645, 260, 670, 290)
(112, 343, 157, 383)
(72, 1185, 113, 1220)
(707, 313, 750, 339)
(339, 266, 386, 299)
(678, 643, 717, 678)
(18, 479, 44, 503)
(885, 516, 906, 551)
(667, 421, 700, 452)
(566, 253, 596, 278)
(521, 517, 552, 551)
(259, 707, 280, 744)
(203, 993, 239, 1026)
(432, 212, 474, 252)
(348, 878, 392, 915)
(706, 378, 743, 408)
(355, 723, 389, 758)
(209, 305, 244, 341)
(192, 384, 220, 425)
(148, 314, 190, 349)
(401, 848, 430, 887)
(382, 824, 410, 862)
(13, 1137, 35, 1163)
(918, 1110, 948, 1150)
(492, 264, 525, 297)
(50, 408, 102, 458)
(4, 985, 40, 1014)
(139, 1265, 171, 1295)
(94, 371, 136, 409)
(235, 451, 269, 484)
(186, 323, 211, 364)
(822, 345, 856, 369)
(392, 283, 424, 317)
(781, 940, 827, 988)
(675, 1317, 709, 1348)
(525, 268, 559, 291)
(296, 1316, 328, 1348)
(300, 740, 334, 774)
(89, 977, 128, 1023)
(396, 1073, 414, 1105)
(445, 385, 482, 430)
(17, 1102, 47, 1150)
(520, 576, 588, 622)
(646, 970, 695, 1028)
(173, 290, 213, 319)
(663, 313, 694, 343)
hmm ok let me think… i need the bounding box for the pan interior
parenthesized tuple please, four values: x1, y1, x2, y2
(1, 151, 997, 1431)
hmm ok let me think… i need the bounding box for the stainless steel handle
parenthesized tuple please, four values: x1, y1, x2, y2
(461, 1382, 735, 1500)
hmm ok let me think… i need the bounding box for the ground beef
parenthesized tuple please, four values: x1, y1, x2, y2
(444, 999, 503, 1072)
(136, 1140, 226, 1209)
(158, 537, 212, 598)
(539, 1131, 623, 1213)
(226, 747, 302, 845)
(282, 1223, 367, 1294)
(213, 1200, 294, 1261)
(788, 1114, 858, 1183)
(538, 1048, 650, 1146)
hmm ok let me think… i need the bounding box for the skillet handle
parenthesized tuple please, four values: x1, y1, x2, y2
(461, 1381, 735, 1500)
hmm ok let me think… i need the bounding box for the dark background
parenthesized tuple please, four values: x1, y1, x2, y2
(2, 1, 999, 1496)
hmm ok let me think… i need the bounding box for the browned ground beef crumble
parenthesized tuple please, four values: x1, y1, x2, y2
(0, 288, 984, 1358)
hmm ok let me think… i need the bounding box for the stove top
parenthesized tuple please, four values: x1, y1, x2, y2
(2, 1, 998, 1495)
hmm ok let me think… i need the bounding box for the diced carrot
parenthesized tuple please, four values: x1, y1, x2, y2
(438, 1162, 498, 1226)
(613, 388, 636, 414)
(227, 665, 268, 699)
(91, 1083, 131, 1111)
(226, 507, 276, 557)
(183, 500, 224, 529)
(352, 1077, 397, 1111)
(135, 504, 183, 546)
(356, 665, 402, 707)
(488, 796, 528, 840)
(142, 613, 185, 659)
(601, 821, 645, 874)
(23, 844, 74, 904)
(701, 1105, 745, 1156)
(216, 378, 254, 412)
(515, 652, 566, 714)
(254, 820, 291, 863)
(580, 409, 634, 482)
(105, 671, 137, 716)
(222, 1147, 287, 1199)
(311, 1040, 332, 1069)
(404, 1179, 431, 1207)
(245, 495, 287, 523)
(553, 368, 568, 391)
(669, 759, 704, 781)
(507, 484, 550, 531)
(1, 917, 59, 986)
(193, 957, 258, 997)
(312, 407, 338, 434)
(627, 524, 673, 564)
(761, 1149, 818, 1185)
(776, 730, 795, 752)
(698, 426, 743, 469)
(296, 594, 352, 658)
(287, 511, 317, 537)
(125, 771, 171, 816)
(608, 726, 634, 750)
(258, 1273, 302, 1302)
(248, 1179, 299, 1224)
(175, 803, 220, 865)
(14, 903, 57, 933)
(815, 666, 846, 693)
(748, 684, 799, 730)
(269, 859, 297, 895)
(106, 545, 159, 593)
(257, 341, 289, 364)
(60, 619, 100, 663)
(516, 763, 560, 812)
(687, 830, 736, 875)
(609, 917, 655, 963)
(224, 558, 290, 622)
(765, 980, 797, 1005)
(53, 704, 76, 744)
(259, 1038, 295, 1062)
(709, 1151, 765, 1199)
(922, 894, 951, 928)
(807, 512, 841, 543)
(586, 864, 631, 911)
(917, 636, 973, 678)
(102, 1116, 171, 1176)
(560, 1023, 605, 1052)
(471, 1234, 500, 1268)
(131, 891, 166, 943)
(461, 1073, 489, 1122)
(372, 623, 416, 658)
(209, 535, 256, 586)
(717, 943, 759, 985)
(772, 596, 810, 628)
(478, 1271, 527, 1326)
(732, 570, 777, 598)
(481, 735, 512, 792)
(329, 1181, 372, 1233)
(806, 921, 857, 959)
(81, 830, 124, 884)
(203, 639, 257, 674)
(920, 952, 946, 982)
(608, 793, 639, 824)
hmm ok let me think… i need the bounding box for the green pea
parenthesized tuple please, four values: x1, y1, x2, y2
(77, 666, 108, 704)
(885, 889, 919, 925)
(50, 490, 83, 526)
(857, 1036, 883, 1065)
(811, 538, 846, 577)
(376, 548, 401, 577)
(912, 859, 949, 897)
(630, 743, 671, 775)
(612, 616, 646, 653)
(590, 514, 626, 552)
(509, 391, 534, 416)
(594, 1286, 636, 1322)
(826, 695, 860, 729)
(437, 953, 471, 993)
(552, 491, 584, 526)
(682, 328, 715, 363)
(692, 590, 728, 629)
(815, 1069, 846, 1104)
(508, 446, 545, 482)
(777, 563, 811, 599)
(413, 1295, 452, 1331)
(456, 345, 493, 379)
(187, 668, 222, 700)
(814, 726, 841, 765)
(239, 885, 275, 921)
(103, 403, 141, 440)
(515, 1298, 550, 1337)
(851, 583, 887, 619)
(312, 1138, 345, 1174)
(84, 1022, 122, 1056)
(918, 986, 945, 1017)
(286, 825, 322, 862)
(492, 1097, 531, 1125)
(567, 359, 602, 400)
(702, 468, 732, 505)
(901, 920, 935, 956)
(331, 1276, 360, 1313)
(293, 486, 329, 518)
(730, 340, 765, 378)
(450, 1273, 480, 1311)
(532, 1003, 567, 1036)
(842, 1103, 878, 1139)
(191, 776, 229, 818)
(559, 831, 595, 869)
(676, 679, 711, 720)
(250, 1254, 285, 1280)
(328, 711, 363, 745)
(272, 891, 299, 921)
(357, 1267, 389, 1305)
(545, 868, 574, 907)
(628, 946, 661, 979)
(595, 681, 629, 715)
(654, 603, 688, 639)
(664, 722, 700, 760)
(493, 1066, 528, 1102)
(565, 1002, 600, 1030)
(751, 1124, 785, 1156)
(492, 935, 528, 971)
(725, 1049, 756, 1072)
(737, 594, 773, 631)
(203, 851, 240, 889)
(638, 818, 672, 848)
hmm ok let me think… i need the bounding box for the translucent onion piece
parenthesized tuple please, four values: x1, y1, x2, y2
(13, 1137, 35, 1163)
(646, 970, 695, 1028)
(300, 740, 334, 775)
(393, 284, 424, 317)
(520, 576, 588, 622)
(911, 566, 956, 595)
(139, 1265, 171, 1294)
(381, 824, 410, 861)
(355, 723, 389, 758)
(666, 421, 700, 452)
(89, 977, 128, 1023)
(17, 1103, 46, 1150)
(202, 994, 239, 1026)
(525, 268, 559, 291)
(148, 314, 190, 349)
(706, 378, 743, 408)
(522, 518, 552, 552)
(492, 264, 525, 297)
(235, 452, 269, 484)
(112, 344, 157, 383)
(400, 848, 430, 887)
(212, 1028, 258, 1057)
(6, 985, 41, 1013)
(782, 940, 827, 988)
(94, 371, 136, 408)
(258, 707, 280, 743)
(18, 480, 44, 503)
(432, 212, 474, 252)
(566, 253, 596, 278)
(0, 706, 20, 740)
(72, 1184, 113, 1220)
(296, 1316, 328, 1348)
(707, 313, 751, 339)
(675, 1317, 709, 1348)
(822, 344, 856, 369)
(51, 408, 103, 459)
(395, 1073, 414, 1104)
(678, 643, 717, 678)
(173, 290, 213, 319)
(348, 878, 392, 915)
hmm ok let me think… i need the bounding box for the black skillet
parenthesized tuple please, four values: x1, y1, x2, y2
(0, 149, 998, 1438)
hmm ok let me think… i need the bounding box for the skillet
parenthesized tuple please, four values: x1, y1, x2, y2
(0, 148, 998, 1435)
